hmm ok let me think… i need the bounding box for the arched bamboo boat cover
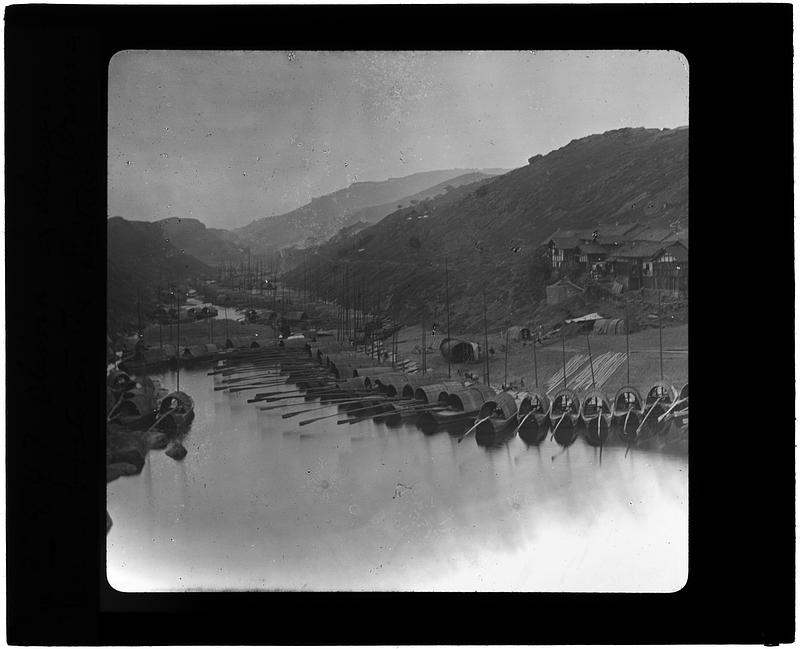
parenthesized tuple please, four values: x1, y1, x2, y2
(446, 384, 497, 411)
(119, 392, 155, 417)
(337, 377, 366, 392)
(592, 318, 626, 335)
(520, 389, 550, 415)
(414, 380, 465, 404)
(204, 343, 219, 354)
(581, 388, 612, 415)
(439, 338, 481, 363)
(479, 391, 518, 419)
(333, 364, 356, 380)
(158, 391, 194, 415)
(107, 369, 135, 391)
(284, 336, 307, 348)
(613, 385, 644, 411)
(551, 387, 580, 413)
(373, 373, 408, 395)
(401, 375, 447, 399)
(184, 344, 208, 358)
(646, 381, 678, 404)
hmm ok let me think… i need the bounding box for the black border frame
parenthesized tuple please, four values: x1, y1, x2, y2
(5, 3, 794, 645)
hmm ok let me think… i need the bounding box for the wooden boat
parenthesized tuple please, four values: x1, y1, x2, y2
(549, 387, 581, 447)
(417, 384, 494, 432)
(580, 388, 612, 446)
(612, 385, 645, 443)
(107, 369, 137, 399)
(154, 391, 195, 435)
(413, 381, 466, 405)
(517, 389, 550, 445)
(371, 373, 409, 397)
(475, 424, 517, 449)
(639, 381, 678, 437)
(474, 392, 518, 435)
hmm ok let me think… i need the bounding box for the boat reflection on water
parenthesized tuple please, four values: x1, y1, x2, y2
(108, 363, 688, 592)
(475, 426, 517, 450)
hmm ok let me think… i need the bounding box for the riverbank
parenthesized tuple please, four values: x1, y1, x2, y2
(388, 323, 688, 395)
(139, 318, 276, 348)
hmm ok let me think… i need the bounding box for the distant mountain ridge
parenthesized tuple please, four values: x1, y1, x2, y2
(283, 126, 689, 328)
(107, 216, 212, 334)
(236, 168, 508, 254)
(158, 216, 251, 265)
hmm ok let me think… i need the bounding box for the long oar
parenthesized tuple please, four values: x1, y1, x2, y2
(146, 407, 177, 432)
(550, 410, 569, 441)
(636, 397, 663, 435)
(299, 401, 390, 426)
(657, 397, 688, 423)
(280, 397, 395, 419)
(512, 409, 535, 435)
(341, 400, 421, 425)
(457, 415, 491, 444)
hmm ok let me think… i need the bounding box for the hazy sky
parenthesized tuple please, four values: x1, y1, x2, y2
(108, 50, 688, 230)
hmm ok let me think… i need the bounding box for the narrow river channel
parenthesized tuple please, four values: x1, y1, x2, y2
(107, 363, 688, 592)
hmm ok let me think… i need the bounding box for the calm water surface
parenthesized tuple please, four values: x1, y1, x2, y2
(107, 363, 688, 592)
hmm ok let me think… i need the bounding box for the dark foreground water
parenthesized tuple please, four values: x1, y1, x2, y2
(107, 364, 688, 592)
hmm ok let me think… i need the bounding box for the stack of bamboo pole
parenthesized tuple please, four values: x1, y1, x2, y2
(545, 354, 588, 394)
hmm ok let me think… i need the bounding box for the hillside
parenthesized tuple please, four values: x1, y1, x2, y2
(158, 217, 250, 265)
(236, 168, 506, 254)
(284, 126, 688, 329)
(107, 217, 211, 336)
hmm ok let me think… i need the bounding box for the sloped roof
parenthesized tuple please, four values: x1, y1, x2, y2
(576, 242, 608, 255)
(550, 236, 581, 249)
(565, 312, 604, 323)
(609, 242, 665, 260)
(548, 278, 584, 292)
(661, 241, 689, 261)
(595, 222, 643, 237)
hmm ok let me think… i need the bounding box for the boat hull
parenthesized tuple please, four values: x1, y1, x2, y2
(613, 408, 643, 442)
(581, 414, 612, 446)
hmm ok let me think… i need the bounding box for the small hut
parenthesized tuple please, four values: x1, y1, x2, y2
(440, 338, 481, 363)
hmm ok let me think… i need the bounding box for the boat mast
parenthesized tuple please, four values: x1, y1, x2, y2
(421, 317, 426, 375)
(532, 324, 539, 388)
(626, 306, 631, 385)
(504, 327, 509, 388)
(444, 256, 451, 378)
(482, 287, 490, 386)
(176, 286, 181, 393)
(658, 291, 664, 381)
(561, 330, 567, 389)
(586, 333, 596, 387)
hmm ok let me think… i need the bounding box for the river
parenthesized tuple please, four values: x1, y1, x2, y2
(107, 362, 688, 592)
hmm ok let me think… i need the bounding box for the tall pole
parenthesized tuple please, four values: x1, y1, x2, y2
(421, 318, 426, 375)
(586, 333, 596, 387)
(176, 288, 181, 393)
(626, 306, 631, 385)
(444, 256, 451, 378)
(658, 291, 664, 381)
(561, 331, 567, 389)
(482, 288, 489, 386)
(504, 327, 509, 388)
(532, 324, 539, 387)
